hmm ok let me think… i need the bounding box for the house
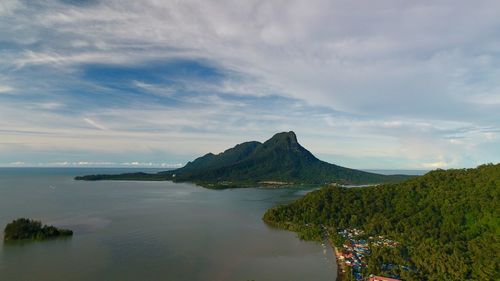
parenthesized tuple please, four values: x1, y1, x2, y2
(344, 252, 354, 259)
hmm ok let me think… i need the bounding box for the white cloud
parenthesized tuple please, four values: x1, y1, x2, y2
(1, 0, 499, 168)
(4, 1, 499, 116)
(83, 117, 108, 131)
(421, 161, 449, 169)
(0, 0, 21, 16)
(133, 81, 174, 96)
(0, 85, 14, 93)
(36, 102, 64, 110)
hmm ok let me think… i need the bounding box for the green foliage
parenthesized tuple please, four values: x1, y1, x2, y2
(76, 132, 411, 186)
(263, 164, 500, 280)
(4, 218, 73, 241)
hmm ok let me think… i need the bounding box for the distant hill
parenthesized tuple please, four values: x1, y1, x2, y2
(75, 131, 410, 188)
(263, 163, 500, 280)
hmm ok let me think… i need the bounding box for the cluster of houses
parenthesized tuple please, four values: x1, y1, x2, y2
(369, 235, 399, 248)
(335, 228, 401, 281)
(337, 229, 369, 280)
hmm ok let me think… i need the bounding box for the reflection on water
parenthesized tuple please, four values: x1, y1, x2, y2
(0, 168, 336, 281)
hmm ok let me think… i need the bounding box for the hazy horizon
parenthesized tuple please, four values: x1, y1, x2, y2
(0, 165, 430, 175)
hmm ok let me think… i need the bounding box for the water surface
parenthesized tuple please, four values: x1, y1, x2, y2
(0, 168, 336, 281)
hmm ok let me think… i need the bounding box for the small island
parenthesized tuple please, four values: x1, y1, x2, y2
(4, 218, 73, 241)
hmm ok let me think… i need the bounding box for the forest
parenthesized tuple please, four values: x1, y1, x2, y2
(263, 164, 499, 280)
(4, 218, 73, 241)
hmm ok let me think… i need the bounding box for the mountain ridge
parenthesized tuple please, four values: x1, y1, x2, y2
(76, 131, 411, 188)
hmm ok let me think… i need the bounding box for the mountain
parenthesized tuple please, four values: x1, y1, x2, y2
(263, 163, 500, 280)
(75, 131, 410, 187)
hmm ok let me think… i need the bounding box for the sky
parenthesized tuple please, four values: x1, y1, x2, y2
(1, 0, 499, 169)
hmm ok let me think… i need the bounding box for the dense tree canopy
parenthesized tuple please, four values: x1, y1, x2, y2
(264, 164, 500, 280)
(4, 218, 73, 241)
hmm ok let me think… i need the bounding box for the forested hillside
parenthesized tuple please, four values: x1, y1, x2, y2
(264, 164, 500, 280)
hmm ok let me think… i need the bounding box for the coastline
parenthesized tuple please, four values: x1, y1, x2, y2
(332, 245, 345, 281)
(324, 228, 345, 281)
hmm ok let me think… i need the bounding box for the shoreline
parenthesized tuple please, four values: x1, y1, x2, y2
(332, 245, 345, 281)
(322, 227, 344, 281)
(328, 237, 345, 281)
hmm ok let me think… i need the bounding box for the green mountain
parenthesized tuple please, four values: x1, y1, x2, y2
(263, 163, 500, 280)
(75, 131, 410, 187)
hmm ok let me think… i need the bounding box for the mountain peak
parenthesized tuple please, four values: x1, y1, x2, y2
(163, 131, 409, 186)
(266, 131, 299, 147)
(270, 131, 297, 140)
(283, 131, 298, 143)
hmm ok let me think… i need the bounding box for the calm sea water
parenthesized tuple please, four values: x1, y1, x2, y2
(0, 168, 337, 281)
(364, 169, 428, 176)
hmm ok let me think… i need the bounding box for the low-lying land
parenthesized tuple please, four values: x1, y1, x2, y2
(263, 164, 499, 280)
(3, 218, 73, 241)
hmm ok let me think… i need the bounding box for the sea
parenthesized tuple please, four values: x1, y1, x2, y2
(0, 168, 337, 281)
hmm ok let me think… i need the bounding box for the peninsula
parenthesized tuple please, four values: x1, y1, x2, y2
(75, 131, 410, 188)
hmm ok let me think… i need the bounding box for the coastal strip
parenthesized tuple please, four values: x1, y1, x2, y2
(322, 226, 344, 281)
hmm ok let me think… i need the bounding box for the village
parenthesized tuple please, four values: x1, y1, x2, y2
(324, 227, 403, 281)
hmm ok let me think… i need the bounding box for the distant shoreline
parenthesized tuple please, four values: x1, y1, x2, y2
(0, 167, 172, 170)
(362, 169, 429, 176)
(0, 167, 427, 172)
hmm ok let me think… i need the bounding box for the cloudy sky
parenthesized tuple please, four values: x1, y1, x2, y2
(1, 0, 499, 169)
